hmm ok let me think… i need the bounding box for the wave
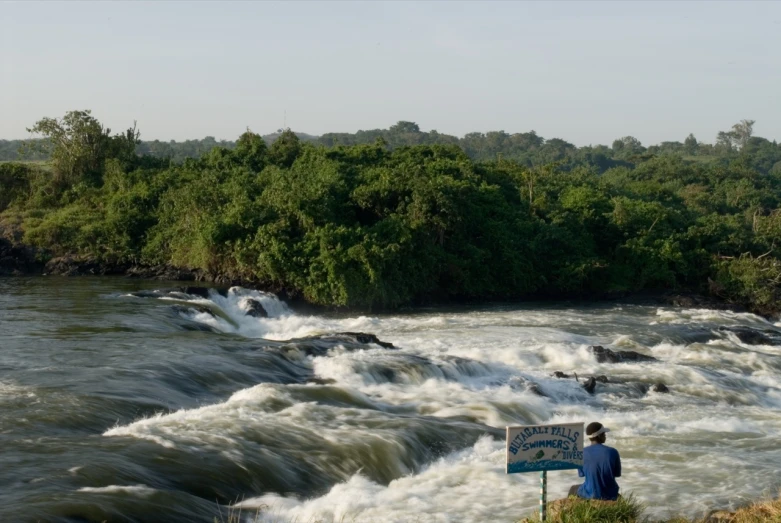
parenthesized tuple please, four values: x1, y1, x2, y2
(104, 287, 781, 520)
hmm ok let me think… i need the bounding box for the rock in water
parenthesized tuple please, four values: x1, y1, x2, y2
(244, 299, 268, 318)
(589, 345, 658, 363)
(552, 371, 570, 379)
(718, 326, 781, 346)
(337, 332, 395, 348)
(0, 238, 44, 276)
(277, 332, 397, 358)
(582, 377, 597, 394)
(651, 383, 670, 393)
(179, 286, 214, 299)
(170, 304, 216, 318)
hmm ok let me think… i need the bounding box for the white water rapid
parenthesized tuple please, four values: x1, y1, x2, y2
(102, 288, 781, 522)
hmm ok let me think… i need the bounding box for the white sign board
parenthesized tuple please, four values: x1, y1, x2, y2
(506, 423, 584, 474)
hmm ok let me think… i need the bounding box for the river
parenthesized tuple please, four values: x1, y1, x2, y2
(1, 277, 780, 522)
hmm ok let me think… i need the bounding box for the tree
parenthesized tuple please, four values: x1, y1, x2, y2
(389, 121, 420, 134)
(716, 131, 734, 154)
(731, 119, 755, 149)
(26, 110, 111, 186)
(684, 133, 698, 155)
(235, 128, 268, 172)
(269, 129, 302, 168)
(25, 110, 139, 187)
(611, 136, 645, 159)
(716, 119, 756, 152)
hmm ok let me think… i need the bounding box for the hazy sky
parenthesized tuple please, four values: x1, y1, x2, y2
(2, 1, 780, 146)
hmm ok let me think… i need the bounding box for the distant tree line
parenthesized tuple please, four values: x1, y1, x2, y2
(2, 110, 781, 314)
(3, 118, 780, 175)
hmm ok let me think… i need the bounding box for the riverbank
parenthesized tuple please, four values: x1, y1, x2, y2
(0, 235, 770, 319)
(518, 494, 781, 522)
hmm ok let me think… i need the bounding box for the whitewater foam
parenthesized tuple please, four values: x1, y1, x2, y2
(112, 289, 781, 520)
(78, 485, 158, 497)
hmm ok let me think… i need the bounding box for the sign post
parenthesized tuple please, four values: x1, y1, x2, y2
(506, 423, 584, 521)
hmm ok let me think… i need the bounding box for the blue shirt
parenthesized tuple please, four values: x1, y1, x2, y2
(577, 443, 621, 500)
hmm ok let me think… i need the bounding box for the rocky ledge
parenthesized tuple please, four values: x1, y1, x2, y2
(0, 238, 45, 276)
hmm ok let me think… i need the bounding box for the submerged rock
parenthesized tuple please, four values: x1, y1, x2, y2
(554, 370, 665, 398)
(582, 376, 597, 394)
(306, 377, 337, 385)
(336, 332, 395, 349)
(719, 326, 781, 346)
(180, 286, 229, 298)
(170, 304, 216, 318)
(589, 345, 658, 364)
(244, 299, 268, 318)
(651, 382, 670, 393)
(508, 376, 548, 397)
(277, 332, 396, 358)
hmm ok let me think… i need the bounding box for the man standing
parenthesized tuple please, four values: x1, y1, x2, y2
(568, 422, 621, 501)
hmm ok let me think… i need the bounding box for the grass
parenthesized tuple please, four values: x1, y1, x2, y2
(517, 493, 781, 523)
(519, 495, 644, 523)
(693, 495, 781, 523)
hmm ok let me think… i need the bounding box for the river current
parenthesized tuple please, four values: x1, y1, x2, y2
(1, 278, 780, 522)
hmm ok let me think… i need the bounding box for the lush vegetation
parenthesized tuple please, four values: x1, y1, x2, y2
(520, 495, 644, 522)
(4, 119, 780, 176)
(518, 494, 781, 523)
(3, 111, 781, 312)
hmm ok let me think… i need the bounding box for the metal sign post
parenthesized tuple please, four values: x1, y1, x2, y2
(506, 423, 584, 521)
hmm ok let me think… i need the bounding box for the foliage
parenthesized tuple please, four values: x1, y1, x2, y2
(5, 119, 779, 176)
(4, 111, 781, 313)
(520, 493, 781, 523)
(0, 163, 33, 212)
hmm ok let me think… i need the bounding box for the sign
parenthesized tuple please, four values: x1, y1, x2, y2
(506, 423, 584, 474)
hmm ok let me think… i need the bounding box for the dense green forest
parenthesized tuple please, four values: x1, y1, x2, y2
(2, 110, 781, 313)
(4, 119, 781, 174)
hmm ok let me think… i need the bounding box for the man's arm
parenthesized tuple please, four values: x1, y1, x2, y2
(612, 450, 622, 478)
(578, 466, 585, 478)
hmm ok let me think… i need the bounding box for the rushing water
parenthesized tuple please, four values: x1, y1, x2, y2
(2, 278, 781, 523)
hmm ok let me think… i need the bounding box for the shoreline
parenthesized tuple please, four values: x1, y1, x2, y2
(0, 236, 768, 318)
(520, 493, 781, 522)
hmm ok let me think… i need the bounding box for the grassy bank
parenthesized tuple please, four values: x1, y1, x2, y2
(518, 494, 781, 523)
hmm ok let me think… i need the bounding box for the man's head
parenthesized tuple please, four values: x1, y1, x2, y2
(586, 421, 610, 444)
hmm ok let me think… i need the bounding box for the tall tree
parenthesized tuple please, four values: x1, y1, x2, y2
(26, 110, 111, 185)
(269, 129, 302, 168)
(684, 133, 698, 155)
(731, 119, 755, 149)
(235, 128, 268, 172)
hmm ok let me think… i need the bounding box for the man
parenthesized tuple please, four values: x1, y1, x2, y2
(568, 421, 621, 501)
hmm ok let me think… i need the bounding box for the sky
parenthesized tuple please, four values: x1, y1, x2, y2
(2, 1, 780, 146)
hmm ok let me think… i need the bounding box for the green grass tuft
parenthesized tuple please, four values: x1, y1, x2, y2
(519, 495, 645, 523)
